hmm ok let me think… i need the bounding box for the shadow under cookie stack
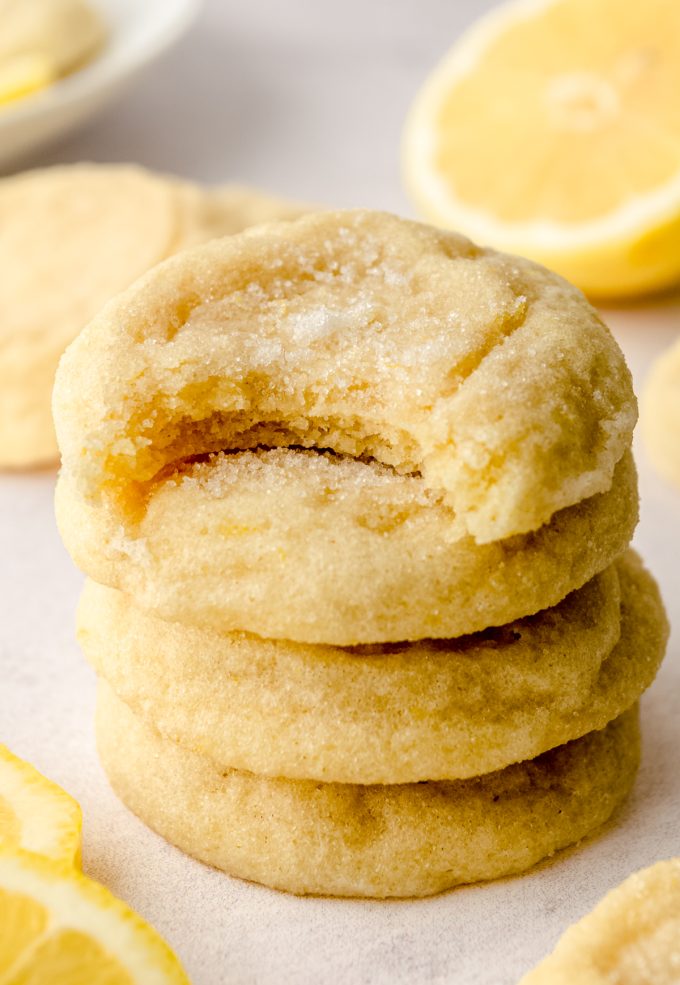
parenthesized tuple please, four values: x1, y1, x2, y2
(54, 211, 668, 898)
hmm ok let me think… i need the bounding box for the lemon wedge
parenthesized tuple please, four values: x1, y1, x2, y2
(403, 0, 680, 297)
(0, 849, 189, 983)
(0, 54, 54, 108)
(0, 745, 81, 867)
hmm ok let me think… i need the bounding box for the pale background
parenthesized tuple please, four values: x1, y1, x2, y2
(1, 1, 679, 983)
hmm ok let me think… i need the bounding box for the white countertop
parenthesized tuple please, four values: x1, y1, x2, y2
(2, 1, 679, 982)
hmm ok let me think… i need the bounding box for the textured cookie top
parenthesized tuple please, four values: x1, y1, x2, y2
(521, 859, 680, 985)
(54, 209, 636, 542)
(175, 446, 438, 505)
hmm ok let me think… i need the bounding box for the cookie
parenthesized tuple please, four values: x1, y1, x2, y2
(58, 445, 637, 644)
(172, 180, 309, 250)
(0, 164, 306, 468)
(79, 551, 666, 784)
(96, 685, 640, 899)
(53, 209, 636, 547)
(642, 337, 680, 490)
(0, 0, 105, 79)
(0, 165, 176, 467)
(520, 859, 680, 984)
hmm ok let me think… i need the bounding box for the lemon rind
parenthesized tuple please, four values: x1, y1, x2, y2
(0, 745, 82, 867)
(0, 848, 189, 984)
(403, 0, 680, 253)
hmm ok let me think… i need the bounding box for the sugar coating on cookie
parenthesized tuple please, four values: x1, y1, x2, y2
(642, 337, 680, 490)
(53, 209, 636, 544)
(57, 446, 638, 643)
(0, 164, 307, 468)
(79, 551, 667, 784)
(520, 859, 680, 984)
(96, 686, 640, 899)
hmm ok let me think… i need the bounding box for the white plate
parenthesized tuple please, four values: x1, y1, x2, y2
(0, 0, 200, 170)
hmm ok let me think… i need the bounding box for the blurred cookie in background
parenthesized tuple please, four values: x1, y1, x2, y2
(520, 858, 680, 984)
(0, 163, 308, 469)
(174, 180, 312, 247)
(643, 337, 680, 490)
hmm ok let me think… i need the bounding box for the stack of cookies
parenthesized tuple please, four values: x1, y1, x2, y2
(54, 211, 668, 898)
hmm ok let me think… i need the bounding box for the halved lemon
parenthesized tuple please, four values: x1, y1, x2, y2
(0, 849, 189, 983)
(0, 745, 81, 867)
(403, 0, 680, 297)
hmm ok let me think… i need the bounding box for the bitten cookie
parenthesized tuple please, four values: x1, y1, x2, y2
(97, 685, 640, 900)
(53, 209, 636, 542)
(79, 551, 666, 784)
(54, 210, 637, 639)
(520, 859, 680, 984)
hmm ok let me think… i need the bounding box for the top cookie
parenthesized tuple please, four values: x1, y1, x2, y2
(54, 210, 636, 543)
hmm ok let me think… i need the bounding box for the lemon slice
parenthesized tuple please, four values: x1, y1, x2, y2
(0, 745, 81, 867)
(0, 54, 54, 108)
(0, 849, 189, 983)
(403, 0, 680, 297)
